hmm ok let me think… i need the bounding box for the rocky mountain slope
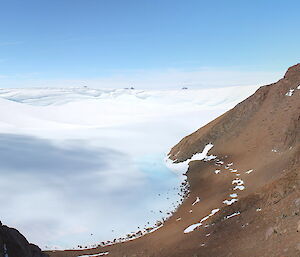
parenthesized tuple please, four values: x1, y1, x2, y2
(48, 64, 299, 257)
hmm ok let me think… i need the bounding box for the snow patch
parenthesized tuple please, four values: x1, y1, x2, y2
(192, 197, 201, 206)
(232, 178, 244, 186)
(285, 89, 295, 96)
(225, 212, 240, 219)
(203, 155, 217, 161)
(223, 199, 238, 205)
(77, 252, 109, 257)
(184, 223, 201, 233)
(233, 185, 245, 190)
(245, 169, 253, 174)
(184, 208, 220, 233)
(216, 160, 224, 165)
(166, 143, 214, 174)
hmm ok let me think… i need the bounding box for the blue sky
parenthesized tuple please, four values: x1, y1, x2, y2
(0, 0, 299, 88)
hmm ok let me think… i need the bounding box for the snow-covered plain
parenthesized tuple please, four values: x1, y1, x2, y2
(0, 86, 258, 249)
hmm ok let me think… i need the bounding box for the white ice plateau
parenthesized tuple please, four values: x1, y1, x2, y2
(0, 86, 258, 249)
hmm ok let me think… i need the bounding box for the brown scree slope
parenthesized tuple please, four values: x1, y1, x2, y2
(48, 64, 300, 257)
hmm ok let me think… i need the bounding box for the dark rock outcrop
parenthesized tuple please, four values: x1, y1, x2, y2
(0, 222, 48, 257)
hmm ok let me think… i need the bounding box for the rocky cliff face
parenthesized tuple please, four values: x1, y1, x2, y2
(0, 222, 48, 257)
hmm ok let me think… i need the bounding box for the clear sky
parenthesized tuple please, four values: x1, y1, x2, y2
(0, 0, 299, 88)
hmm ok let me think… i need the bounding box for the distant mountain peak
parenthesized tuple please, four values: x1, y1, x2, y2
(284, 63, 300, 79)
